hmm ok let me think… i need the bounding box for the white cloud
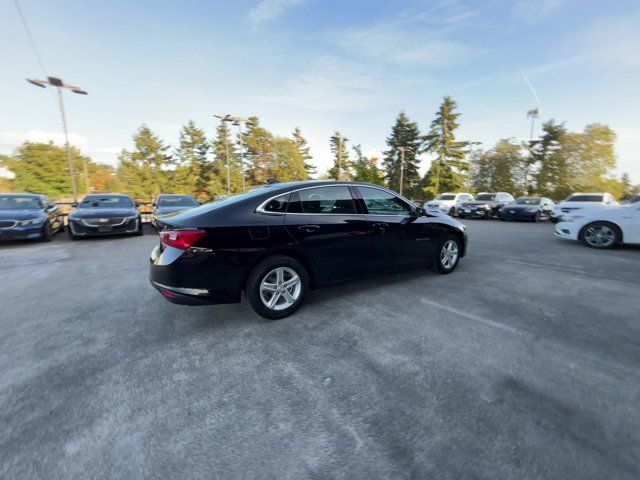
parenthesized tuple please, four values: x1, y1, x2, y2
(511, 0, 568, 22)
(255, 55, 388, 111)
(249, 0, 309, 25)
(331, 22, 479, 67)
(0, 130, 89, 150)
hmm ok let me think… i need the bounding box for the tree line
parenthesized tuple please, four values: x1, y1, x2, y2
(2, 97, 637, 201)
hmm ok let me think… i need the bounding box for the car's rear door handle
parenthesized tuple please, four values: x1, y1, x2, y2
(298, 224, 319, 232)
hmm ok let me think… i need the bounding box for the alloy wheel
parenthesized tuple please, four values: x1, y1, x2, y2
(584, 225, 616, 248)
(259, 267, 302, 311)
(440, 240, 459, 270)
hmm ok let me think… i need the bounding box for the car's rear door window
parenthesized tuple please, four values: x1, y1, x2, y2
(358, 187, 413, 215)
(298, 186, 356, 214)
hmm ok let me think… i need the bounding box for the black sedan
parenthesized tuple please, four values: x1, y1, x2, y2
(67, 194, 143, 239)
(151, 194, 199, 229)
(149, 181, 468, 319)
(458, 192, 515, 219)
(0, 193, 64, 242)
(498, 197, 555, 222)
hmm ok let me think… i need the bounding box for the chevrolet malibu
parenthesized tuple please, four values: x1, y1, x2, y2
(150, 181, 468, 319)
(67, 194, 143, 239)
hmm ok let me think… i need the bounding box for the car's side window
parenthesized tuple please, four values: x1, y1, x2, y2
(262, 193, 290, 213)
(359, 187, 413, 216)
(298, 187, 356, 214)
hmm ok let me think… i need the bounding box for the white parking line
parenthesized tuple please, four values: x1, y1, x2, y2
(421, 298, 535, 339)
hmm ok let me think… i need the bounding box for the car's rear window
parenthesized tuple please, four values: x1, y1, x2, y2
(436, 194, 455, 200)
(476, 194, 496, 201)
(157, 196, 199, 207)
(565, 195, 603, 202)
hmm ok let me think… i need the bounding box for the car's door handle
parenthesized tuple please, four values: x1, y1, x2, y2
(298, 224, 319, 232)
(373, 222, 389, 229)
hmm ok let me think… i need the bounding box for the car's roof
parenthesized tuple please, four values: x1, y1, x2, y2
(82, 193, 132, 198)
(568, 192, 608, 196)
(157, 193, 195, 197)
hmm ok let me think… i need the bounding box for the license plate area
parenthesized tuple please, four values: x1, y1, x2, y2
(98, 225, 112, 232)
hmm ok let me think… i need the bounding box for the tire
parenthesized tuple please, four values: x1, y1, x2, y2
(68, 227, 78, 241)
(40, 221, 53, 242)
(432, 234, 461, 274)
(533, 212, 541, 223)
(448, 207, 455, 216)
(245, 255, 309, 320)
(135, 220, 144, 236)
(579, 221, 621, 249)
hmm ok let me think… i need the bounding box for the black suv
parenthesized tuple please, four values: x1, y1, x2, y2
(149, 181, 468, 319)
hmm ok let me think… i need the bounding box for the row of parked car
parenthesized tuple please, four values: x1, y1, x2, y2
(0, 192, 200, 242)
(423, 191, 640, 249)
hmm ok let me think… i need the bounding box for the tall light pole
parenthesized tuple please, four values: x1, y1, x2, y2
(335, 133, 347, 180)
(27, 76, 88, 203)
(397, 146, 413, 196)
(213, 114, 233, 195)
(228, 115, 255, 192)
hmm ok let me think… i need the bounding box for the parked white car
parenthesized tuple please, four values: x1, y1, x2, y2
(554, 203, 640, 248)
(424, 192, 474, 216)
(550, 192, 618, 223)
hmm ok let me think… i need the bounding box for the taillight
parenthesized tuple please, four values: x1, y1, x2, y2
(159, 229, 206, 250)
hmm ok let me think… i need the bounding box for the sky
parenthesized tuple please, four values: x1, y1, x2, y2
(1, 0, 639, 182)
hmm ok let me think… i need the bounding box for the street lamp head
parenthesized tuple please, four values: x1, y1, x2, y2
(71, 88, 88, 95)
(47, 76, 64, 87)
(27, 78, 47, 88)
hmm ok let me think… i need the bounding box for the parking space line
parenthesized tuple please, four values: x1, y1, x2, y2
(421, 298, 535, 339)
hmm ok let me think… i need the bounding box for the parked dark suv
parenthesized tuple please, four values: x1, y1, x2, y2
(149, 181, 468, 319)
(0, 193, 64, 242)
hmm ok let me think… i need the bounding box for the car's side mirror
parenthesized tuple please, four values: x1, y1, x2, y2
(414, 207, 427, 216)
(151, 203, 156, 207)
(71, 202, 78, 208)
(135, 201, 141, 207)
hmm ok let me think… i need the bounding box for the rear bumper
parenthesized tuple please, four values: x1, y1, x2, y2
(149, 245, 242, 306)
(499, 211, 538, 221)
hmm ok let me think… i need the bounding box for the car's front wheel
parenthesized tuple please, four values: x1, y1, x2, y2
(432, 235, 461, 274)
(580, 221, 620, 249)
(40, 221, 53, 242)
(246, 255, 309, 319)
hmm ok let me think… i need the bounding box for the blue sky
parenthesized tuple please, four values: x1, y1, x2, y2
(1, 0, 639, 182)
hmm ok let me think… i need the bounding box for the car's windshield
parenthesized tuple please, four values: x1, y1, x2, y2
(435, 194, 455, 200)
(157, 195, 199, 207)
(565, 194, 603, 202)
(476, 194, 496, 201)
(0, 195, 42, 210)
(79, 196, 134, 208)
(515, 197, 542, 205)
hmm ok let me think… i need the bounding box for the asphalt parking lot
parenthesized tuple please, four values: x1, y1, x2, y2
(1, 220, 639, 479)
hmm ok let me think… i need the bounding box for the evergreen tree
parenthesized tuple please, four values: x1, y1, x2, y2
(422, 97, 469, 196)
(210, 121, 242, 197)
(531, 120, 567, 197)
(328, 132, 351, 180)
(620, 173, 635, 200)
(117, 125, 172, 199)
(383, 112, 422, 196)
(352, 144, 384, 185)
(244, 116, 275, 186)
(173, 120, 212, 198)
(292, 127, 315, 177)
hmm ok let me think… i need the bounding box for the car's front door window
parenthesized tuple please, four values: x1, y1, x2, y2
(358, 187, 412, 216)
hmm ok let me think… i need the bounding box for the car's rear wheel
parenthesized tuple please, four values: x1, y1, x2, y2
(246, 255, 309, 319)
(432, 235, 461, 274)
(580, 221, 620, 249)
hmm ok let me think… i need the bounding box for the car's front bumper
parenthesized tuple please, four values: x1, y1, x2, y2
(459, 208, 490, 218)
(0, 224, 44, 241)
(554, 223, 578, 241)
(68, 218, 139, 237)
